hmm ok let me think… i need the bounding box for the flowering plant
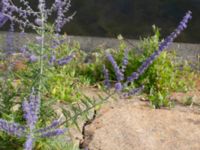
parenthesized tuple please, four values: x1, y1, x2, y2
(0, 0, 76, 149)
(103, 11, 192, 98)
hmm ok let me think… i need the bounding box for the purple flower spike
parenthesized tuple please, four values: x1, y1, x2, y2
(0, 12, 9, 27)
(115, 82, 123, 92)
(29, 55, 38, 62)
(20, 45, 27, 53)
(122, 85, 144, 98)
(22, 89, 40, 131)
(49, 55, 56, 65)
(121, 49, 129, 73)
(103, 65, 110, 89)
(0, 119, 25, 137)
(54, 0, 73, 33)
(57, 53, 74, 66)
(127, 72, 139, 83)
(24, 135, 34, 150)
(106, 53, 124, 81)
(126, 11, 192, 84)
(40, 128, 66, 138)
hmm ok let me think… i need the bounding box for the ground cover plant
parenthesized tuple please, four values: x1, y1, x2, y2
(0, 0, 194, 149)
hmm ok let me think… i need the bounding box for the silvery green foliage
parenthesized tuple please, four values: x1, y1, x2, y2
(0, 0, 75, 64)
(104, 11, 192, 98)
(1, 0, 75, 32)
(0, 88, 66, 150)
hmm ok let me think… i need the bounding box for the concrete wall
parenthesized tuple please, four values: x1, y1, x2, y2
(0, 31, 200, 69)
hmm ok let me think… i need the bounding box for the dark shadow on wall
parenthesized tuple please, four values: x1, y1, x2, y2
(0, 0, 199, 43)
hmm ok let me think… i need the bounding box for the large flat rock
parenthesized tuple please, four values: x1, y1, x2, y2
(82, 100, 200, 150)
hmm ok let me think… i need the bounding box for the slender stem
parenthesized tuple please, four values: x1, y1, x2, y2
(58, 91, 116, 127)
(39, 6, 45, 98)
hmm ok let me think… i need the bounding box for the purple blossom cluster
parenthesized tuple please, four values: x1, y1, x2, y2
(22, 88, 40, 131)
(0, 89, 67, 150)
(0, 12, 8, 27)
(54, 0, 75, 33)
(106, 53, 124, 82)
(1, 0, 75, 32)
(40, 128, 66, 138)
(106, 52, 125, 92)
(57, 53, 75, 66)
(49, 54, 56, 65)
(126, 11, 192, 84)
(104, 11, 192, 97)
(1, 0, 38, 29)
(0, 0, 74, 149)
(103, 65, 110, 89)
(24, 135, 34, 150)
(122, 85, 144, 98)
(0, 119, 25, 137)
(121, 48, 129, 73)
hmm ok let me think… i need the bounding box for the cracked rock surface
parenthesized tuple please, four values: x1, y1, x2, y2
(81, 99, 200, 150)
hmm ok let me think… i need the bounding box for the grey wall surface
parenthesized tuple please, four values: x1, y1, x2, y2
(0, 31, 200, 69)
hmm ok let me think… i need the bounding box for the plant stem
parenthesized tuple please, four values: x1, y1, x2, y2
(39, 4, 45, 98)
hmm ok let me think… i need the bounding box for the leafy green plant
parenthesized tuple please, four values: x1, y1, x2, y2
(73, 25, 194, 108)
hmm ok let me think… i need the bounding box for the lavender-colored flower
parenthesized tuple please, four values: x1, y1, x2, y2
(24, 135, 34, 150)
(106, 53, 124, 81)
(54, 0, 73, 33)
(22, 89, 40, 131)
(115, 82, 123, 92)
(122, 85, 144, 98)
(57, 53, 74, 66)
(0, 12, 9, 27)
(0, 88, 67, 150)
(34, 18, 42, 26)
(103, 65, 110, 89)
(51, 39, 60, 49)
(40, 128, 66, 138)
(55, 0, 63, 32)
(20, 45, 27, 53)
(121, 48, 129, 73)
(0, 119, 25, 137)
(29, 55, 38, 62)
(126, 11, 192, 84)
(127, 72, 139, 83)
(49, 54, 56, 65)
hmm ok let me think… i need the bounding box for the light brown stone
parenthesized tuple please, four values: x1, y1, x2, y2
(82, 100, 200, 150)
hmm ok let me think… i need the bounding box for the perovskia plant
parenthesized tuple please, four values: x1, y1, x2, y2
(0, 0, 77, 149)
(103, 11, 192, 97)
